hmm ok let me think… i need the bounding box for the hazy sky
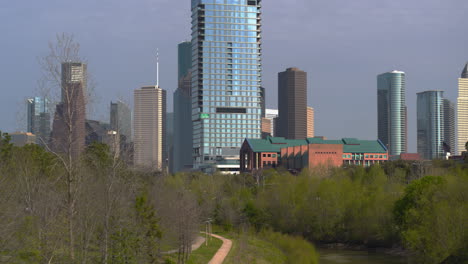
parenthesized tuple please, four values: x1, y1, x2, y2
(1, 0, 467, 152)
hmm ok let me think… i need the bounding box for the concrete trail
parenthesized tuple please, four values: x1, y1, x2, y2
(207, 233, 233, 264)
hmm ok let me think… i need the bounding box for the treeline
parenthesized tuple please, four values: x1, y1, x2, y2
(1, 131, 467, 264)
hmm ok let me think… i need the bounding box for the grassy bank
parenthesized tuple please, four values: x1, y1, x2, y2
(164, 235, 222, 264)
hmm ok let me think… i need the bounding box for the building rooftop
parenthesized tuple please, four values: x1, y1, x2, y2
(462, 62, 468, 78)
(245, 137, 388, 154)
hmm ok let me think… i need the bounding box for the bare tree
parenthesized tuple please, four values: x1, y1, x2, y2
(38, 33, 89, 261)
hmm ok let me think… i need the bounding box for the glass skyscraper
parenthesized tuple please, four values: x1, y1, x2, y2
(417, 91, 444, 160)
(377, 71, 407, 156)
(27, 97, 51, 145)
(191, 0, 262, 173)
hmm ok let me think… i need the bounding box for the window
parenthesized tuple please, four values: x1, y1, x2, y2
(384, 155, 387, 158)
(267, 154, 271, 157)
(272, 154, 277, 158)
(262, 154, 266, 157)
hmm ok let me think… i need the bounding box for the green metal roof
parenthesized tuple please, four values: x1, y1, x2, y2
(245, 137, 387, 154)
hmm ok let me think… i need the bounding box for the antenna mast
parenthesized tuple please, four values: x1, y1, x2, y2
(156, 48, 160, 88)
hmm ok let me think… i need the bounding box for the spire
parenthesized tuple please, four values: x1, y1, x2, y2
(462, 62, 468, 78)
(156, 49, 160, 87)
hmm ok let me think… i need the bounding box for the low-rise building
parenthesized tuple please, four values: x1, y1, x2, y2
(240, 137, 389, 173)
(10, 132, 37, 147)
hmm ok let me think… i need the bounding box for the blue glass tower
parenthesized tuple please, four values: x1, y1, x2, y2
(191, 0, 262, 173)
(417, 91, 445, 160)
(377, 71, 407, 156)
(27, 97, 51, 146)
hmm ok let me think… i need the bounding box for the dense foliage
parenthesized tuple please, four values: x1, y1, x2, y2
(0, 134, 466, 263)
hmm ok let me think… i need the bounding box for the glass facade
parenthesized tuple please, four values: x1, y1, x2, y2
(377, 71, 407, 156)
(191, 0, 262, 169)
(27, 97, 51, 146)
(417, 91, 444, 160)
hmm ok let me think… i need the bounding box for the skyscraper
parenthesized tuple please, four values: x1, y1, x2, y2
(110, 100, 132, 141)
(277, 67, 307, 139)
(443, 99, 455, 154)
(50, 62, 87, 157)
(173, 41, 193, 173)
(307, 106, 315, 138)
(191, 0, 263, 173)
(377, 71, 407, 156)
(456, 63, 468, 154)
(417, 91, 444, 160)
(27, 97, 51, 146)
(265, 109, 278, 137)
(166, 112, 174, 173)
(133, 86, 166, 170)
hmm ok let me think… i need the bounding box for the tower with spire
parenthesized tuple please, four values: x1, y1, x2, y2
(456, 62, 468, 154)
(133, 51, 167, 170)
(462, 62, 468, 79)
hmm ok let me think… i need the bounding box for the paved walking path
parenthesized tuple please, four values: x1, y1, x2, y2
(207, 233, 233, 264)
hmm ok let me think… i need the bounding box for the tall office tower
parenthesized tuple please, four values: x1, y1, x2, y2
(307, 106, 315, 138)
(277, 67, 307, 139)
(173, 41, 193, 172)
(133, 86, 167, 170)
(377, 71, 407, 156)
(457, 63, 468, 154)
(191, 0, 263, 173)
(265, 109, 278, 137)
(166, 112, 174, 173)
(27, 97, 51, 145)
(50, 62, 87, 157)
(443, 99, 455, 153)
(261, 117, 272, 138)
(110, 100, 132, 141)
(417, 91, 445, 160)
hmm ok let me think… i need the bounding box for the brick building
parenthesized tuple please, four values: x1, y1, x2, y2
(240, 137, 389, 173)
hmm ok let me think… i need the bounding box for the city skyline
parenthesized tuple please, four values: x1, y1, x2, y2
(1, 0, 468, 153)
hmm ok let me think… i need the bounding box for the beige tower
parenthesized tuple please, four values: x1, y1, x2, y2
(307, 106, 315, 138)
(133, 86, 167, 169)
(456, 63, 468, 154)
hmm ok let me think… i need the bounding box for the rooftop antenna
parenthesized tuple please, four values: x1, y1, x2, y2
(156, 48, 160, 88)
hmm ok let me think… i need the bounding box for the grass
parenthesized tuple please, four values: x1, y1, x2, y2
(213, 227, 287, 264)
(164, 234, 223, 264)
(186, 235, 223, 264)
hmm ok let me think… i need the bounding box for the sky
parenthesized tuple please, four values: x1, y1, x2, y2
(1, 0, 467, 152)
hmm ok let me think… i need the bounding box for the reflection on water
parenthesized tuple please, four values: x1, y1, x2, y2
(318, 249, 407, 264)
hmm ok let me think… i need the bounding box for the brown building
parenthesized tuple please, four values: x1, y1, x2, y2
(261, 117, 272, 138)
(133, 86, 167, 170)
(50, 62, 87, 157)
(307, 106, 314, 138)
(240, 137, 389, 173)
(276, 67, 307, 139)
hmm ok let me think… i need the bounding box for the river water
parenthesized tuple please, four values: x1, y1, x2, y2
(318, 249, 407, 264)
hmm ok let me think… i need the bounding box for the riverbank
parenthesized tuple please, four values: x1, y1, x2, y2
(318, 243, 409, 258)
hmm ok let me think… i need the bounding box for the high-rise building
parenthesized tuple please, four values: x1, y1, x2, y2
(27, 97, 51, 146)
(191, 0, 263, 173)
(456, 63, 468, 154)
(443, 99, 455, 154)
(307, 106, 315, 138)
(377, 70, 407, 156)
(173, 41, 193, 173)
(133, 86, 166, 170)
(417, 91, 444, 160)
(50, 62, 87, 157)
(277, 67, 307, 139)
(110, 100, 132, 141)
(261, 118, 272, 138)
(265, 109, 278, 137)
(166, 112, 174, 173)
